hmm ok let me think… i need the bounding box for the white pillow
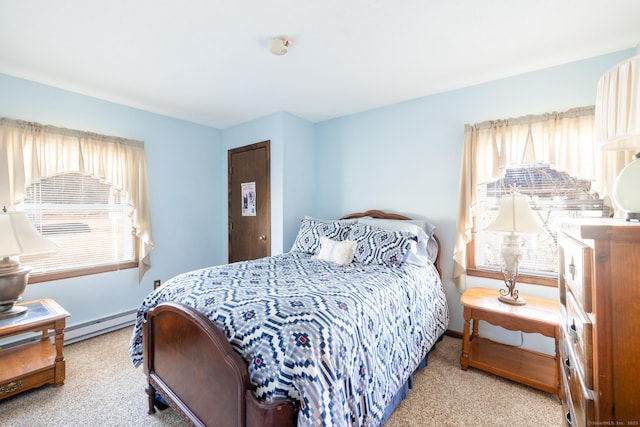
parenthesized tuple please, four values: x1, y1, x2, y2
(313, 236, 357, 266)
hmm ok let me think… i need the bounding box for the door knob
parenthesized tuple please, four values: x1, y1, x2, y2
(259, 235, 267, 240)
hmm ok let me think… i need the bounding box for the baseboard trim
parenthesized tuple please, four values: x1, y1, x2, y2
(445, 329, 462, 339)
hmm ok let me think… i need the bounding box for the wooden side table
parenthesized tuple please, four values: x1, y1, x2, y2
(0, 298, 70, 400)
(460, 287, 561, 398)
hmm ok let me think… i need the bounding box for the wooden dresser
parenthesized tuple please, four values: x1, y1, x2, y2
(558, 219, 640, 426)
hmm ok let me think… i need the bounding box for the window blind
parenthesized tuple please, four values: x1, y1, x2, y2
(474, 163, 609, 276)
(18, 172, 134, 274)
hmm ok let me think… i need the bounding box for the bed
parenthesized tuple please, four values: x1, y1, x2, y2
(129, 210, 449, 427)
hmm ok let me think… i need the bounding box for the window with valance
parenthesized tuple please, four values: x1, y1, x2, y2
(0, 118, 153, 282)
(453, 106, 634, 291)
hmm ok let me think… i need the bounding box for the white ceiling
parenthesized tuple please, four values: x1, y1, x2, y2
(1, 0, 640, 129)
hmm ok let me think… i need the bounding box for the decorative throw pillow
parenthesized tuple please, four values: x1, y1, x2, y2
(356, 217, 438, 264)
(290, 218, 353, 254)
(348, 224, 413, 267)
(313, 236, 357, 266)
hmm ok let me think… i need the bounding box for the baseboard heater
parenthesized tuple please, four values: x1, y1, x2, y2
(64, 309, 138, 344)
(0, 309, 137, 348)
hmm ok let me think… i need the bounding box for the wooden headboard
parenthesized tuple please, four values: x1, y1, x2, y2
(341, 209, 413, 221)
(340, 209, 442, 277)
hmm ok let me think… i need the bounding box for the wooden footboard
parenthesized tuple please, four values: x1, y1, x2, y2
(142, 302, 297, 427)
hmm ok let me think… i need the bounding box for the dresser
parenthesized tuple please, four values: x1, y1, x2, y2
(558, 220, 640, 426)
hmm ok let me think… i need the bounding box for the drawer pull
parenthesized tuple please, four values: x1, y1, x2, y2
(1, 380, 23, 394)
(568, 259, 576, 280)
(565, 410, 572, 426)
(569, 320, 578, 341)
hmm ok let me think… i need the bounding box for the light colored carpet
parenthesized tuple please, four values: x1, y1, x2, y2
(0, 327, 562, 426)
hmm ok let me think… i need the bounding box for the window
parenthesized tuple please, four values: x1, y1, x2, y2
(453, 106, 629, 291)
(0, 118, 153, 282)
(471, 163, 610, 283)
(18, 173, 136, 282)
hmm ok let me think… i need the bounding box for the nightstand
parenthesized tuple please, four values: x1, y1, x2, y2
(0, 298, 70, 400)
(459, 287, 561, 398)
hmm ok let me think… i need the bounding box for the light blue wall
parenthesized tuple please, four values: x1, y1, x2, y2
(314, 48, 636, 352)
(221, 113, 285, 255)
(0, 73, 222, 328)
(1, 48, 635, 354)
(282, 114, 315, 250)
(220, 112, 315, 258)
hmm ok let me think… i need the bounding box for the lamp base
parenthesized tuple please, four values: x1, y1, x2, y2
(613, 154, 640, 220)
(498, 294, 527, 305)
(0, 266, 31, 319)
(498, 235, 527, 305)
(0, 304, 28, 319)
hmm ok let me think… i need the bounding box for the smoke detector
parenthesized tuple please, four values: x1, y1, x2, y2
(269, 38, 290, 56)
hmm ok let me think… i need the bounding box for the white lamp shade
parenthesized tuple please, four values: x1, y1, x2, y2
(486, 194, 545, 234)
(0, 211, 57, 257)
(596, 55, 640, 151)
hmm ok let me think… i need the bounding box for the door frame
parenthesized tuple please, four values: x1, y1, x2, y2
(227, 140, 271, 262)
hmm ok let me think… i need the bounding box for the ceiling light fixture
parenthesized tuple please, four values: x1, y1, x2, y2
(268, 38, 290, 56)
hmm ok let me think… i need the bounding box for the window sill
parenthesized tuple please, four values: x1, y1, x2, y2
(466, 268, 558, 288)
(27, 261, 138, 284)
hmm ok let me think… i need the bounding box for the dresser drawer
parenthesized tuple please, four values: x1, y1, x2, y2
(560, 371, 575, 427)
(560, 328, 595, 427)
(562, 291, 593, 389)
(558, 234, 592, 313)
(0, 367, 55, 400)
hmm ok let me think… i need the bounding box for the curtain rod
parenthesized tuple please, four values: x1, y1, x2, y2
(0, 117, 144, 149)
(465, 105, 595, 131)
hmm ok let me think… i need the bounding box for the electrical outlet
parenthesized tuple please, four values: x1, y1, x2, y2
(153, 279, 161, 289)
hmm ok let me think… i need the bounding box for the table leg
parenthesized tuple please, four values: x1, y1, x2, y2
(554, 325, 562, 399)
(460, 307, 471, 370)
(472, 317, 479, 340)
(53, 318, 66, 387)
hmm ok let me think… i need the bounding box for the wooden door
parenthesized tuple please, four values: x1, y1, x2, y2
(228, 141, 270, 263)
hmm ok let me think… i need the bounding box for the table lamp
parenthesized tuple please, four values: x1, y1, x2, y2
(595, 54, 640, 221)
(486, 192, 545, 305)
(0, 206, 57, 319)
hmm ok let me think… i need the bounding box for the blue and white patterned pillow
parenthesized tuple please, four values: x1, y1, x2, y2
(348, 224, 413, 267)
(291, 219, 353, 254)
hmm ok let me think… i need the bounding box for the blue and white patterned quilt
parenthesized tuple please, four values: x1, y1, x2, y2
(129, 252, 449, 427)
